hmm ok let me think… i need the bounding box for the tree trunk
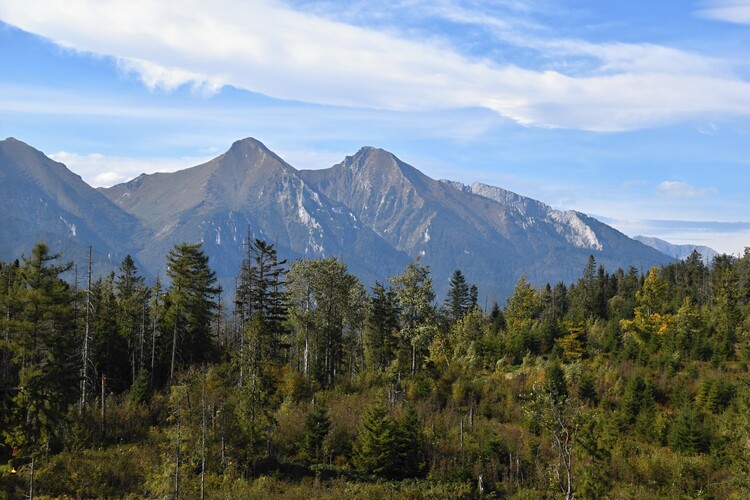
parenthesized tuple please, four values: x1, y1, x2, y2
(171, 307, 179, 380)
(201, 368, 206, 500)
(29, 455, 34, 500)
(81, 246, 92, 414)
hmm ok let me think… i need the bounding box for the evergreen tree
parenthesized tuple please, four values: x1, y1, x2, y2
(489, 300, 505, 331)
(621, 374, 654, 425)
(235, 237, 288, 361)
(364, 282, 399, 372)
(0, 260, 21, 402)
(233, 314, 278, 464)
(234, 237, 289, 398)
(545, 361, 568, 403)
(443, 269, 470, 324)
(91, 273, 130, 393)
(354, 397, 398, 477)
(394, 404, 426, 478)
(668, 407, 710, 454)
(115, 255, 150, 386)
(3, 243, 78, 457)
(712, 262, 740, 361)
(569, 255, 598, 322)
(505, 276, 541, 362)
(577, 370, 597, 406)
(165, 243, 220, 378)
(302, 401, 331, 462)
(469, 284, 478, 311)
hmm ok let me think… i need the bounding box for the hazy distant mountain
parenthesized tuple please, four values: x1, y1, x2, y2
(1, 136, 673, 302)
(633, 235, 719, 263)
(0, 137, 141, 274)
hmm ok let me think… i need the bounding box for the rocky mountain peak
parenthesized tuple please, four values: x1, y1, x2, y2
(220, 137, 292, 172)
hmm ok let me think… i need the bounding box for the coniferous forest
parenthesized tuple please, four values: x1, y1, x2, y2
(2, 239, 750, 498)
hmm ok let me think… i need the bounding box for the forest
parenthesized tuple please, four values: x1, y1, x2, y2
(2, 239, 750, 498)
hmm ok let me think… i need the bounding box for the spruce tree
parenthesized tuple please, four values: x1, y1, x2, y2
(545, 361, 568, 403)
(165, 243, 220, 378)
(394, 404, 426, 478)
(443, 269, 470, 324)
(235, 237, 288, 362)
(4, 243, 78, 457)
(364, 281, 399, 372)
(354, 397, 398, 477)
(115, 255, 150, 386)
(302, 401, 331, 462)
(669, 407, 710, 454)
(91, 273, 130, 393)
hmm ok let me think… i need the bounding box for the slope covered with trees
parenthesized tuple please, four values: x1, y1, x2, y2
(2, 241, 750, 498)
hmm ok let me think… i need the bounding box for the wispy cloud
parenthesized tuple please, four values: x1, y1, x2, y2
(50, 151, 213, 187)
(2, 0, 750, 131)
(657, 181, 718, 199)
(696, 0, 750, 25)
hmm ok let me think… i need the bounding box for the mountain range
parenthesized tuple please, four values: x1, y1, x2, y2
(1, 136, 679, 301)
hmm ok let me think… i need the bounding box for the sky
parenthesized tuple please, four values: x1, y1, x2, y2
(1, 0, 750, 255)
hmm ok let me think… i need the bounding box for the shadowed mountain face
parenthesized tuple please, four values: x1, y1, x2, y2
(0, 137, 141, 273)
(1, 136, 671, 301)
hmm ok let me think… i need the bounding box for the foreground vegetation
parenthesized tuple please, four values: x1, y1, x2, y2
(2, 239, 750, 498)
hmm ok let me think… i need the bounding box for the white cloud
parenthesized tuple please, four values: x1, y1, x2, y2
(657, 181, 718, 199)
(118, 59, 226, 95)
(2, 0, 750, 131)
(696, 0, 750, 25)
(50, 151, 213, 187)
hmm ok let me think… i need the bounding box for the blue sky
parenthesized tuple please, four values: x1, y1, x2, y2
(1, 0, 750, 255)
